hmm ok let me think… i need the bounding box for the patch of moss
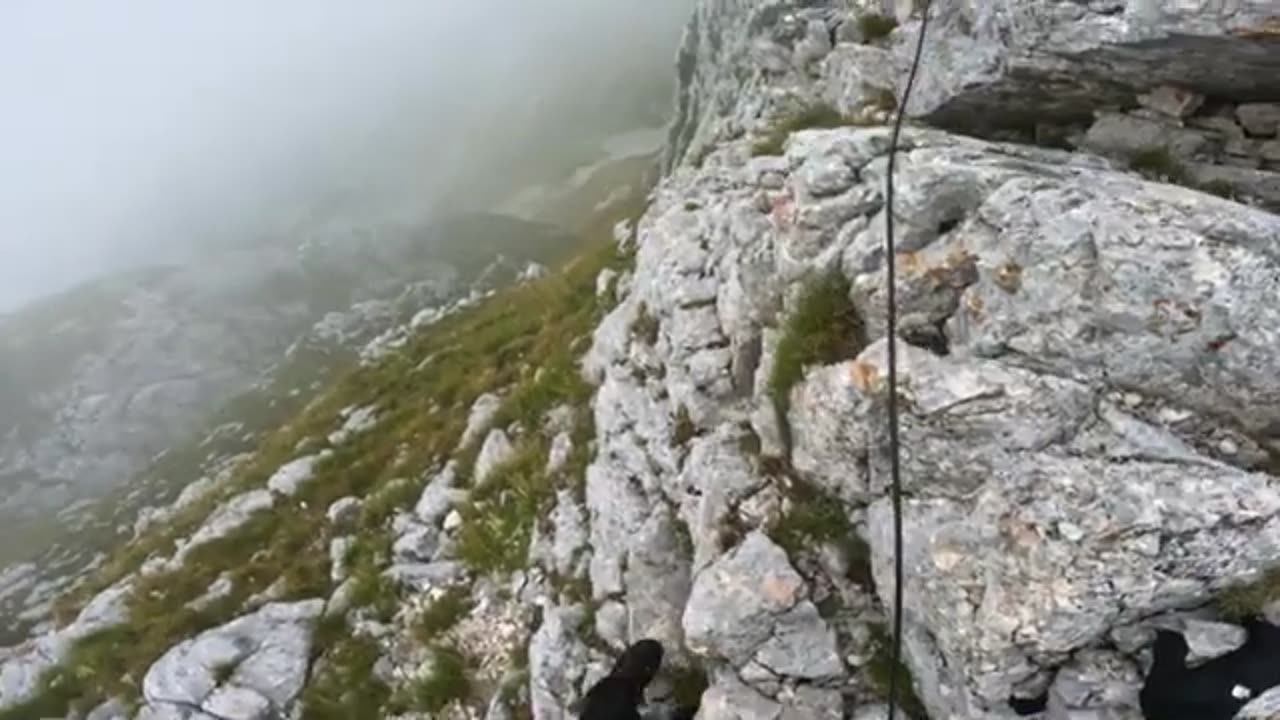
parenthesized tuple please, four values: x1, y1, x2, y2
(859, 14, 899, 42)
(672, 404, 697, 446)
(867, 623, 929, 720)
(1218, 568, 1280, 622)
(751, 103, 851, 156)
(668, 663, 711, 712)
(871, 87, 899, 112)
(768, 271, 865, 453)
(770, 478, 853, 556)
(1199, 178, 1237, 200)
(1128, 146, 1189, 184)
(632, 302, 661, 345)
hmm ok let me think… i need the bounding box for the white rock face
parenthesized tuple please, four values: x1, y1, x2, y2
(140, 600, 323, 719)
(327, 404, 378, 445)
(474, 429, 517, 486)
(265, 451, 330, 497)
(461, 393, 504, 449)
(172, 490, 275, 565)
(0, 579, 132, 709)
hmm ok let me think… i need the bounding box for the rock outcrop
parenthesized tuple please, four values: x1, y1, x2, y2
(139, 599, 323, 719)
(556, 1, 1280, 719)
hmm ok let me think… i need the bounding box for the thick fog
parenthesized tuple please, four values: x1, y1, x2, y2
(0, 0, 690, 310)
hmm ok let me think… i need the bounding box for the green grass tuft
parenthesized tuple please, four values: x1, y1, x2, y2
(668, 663, 711, 711)
(768, 271, 865, 452)
(751, 103, 851, 157)
(859, 14, 899, 42)
(867, 623, 928, 719)
(1128, 146, 1189, 183)
(1198, 178, 1238, 200)
(300, 623, 391, 720)
(413, 587, 473, 643)
(394, 644, 472, 714)
(632, 303, 661, 345)
(453, 439, 554, 574)
(672, 404, 697, 446)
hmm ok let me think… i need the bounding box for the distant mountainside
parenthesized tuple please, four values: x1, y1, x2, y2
(0, 127, 660, 640)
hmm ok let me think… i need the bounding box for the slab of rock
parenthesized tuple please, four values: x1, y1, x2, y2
(1137, 85, 1204, 119)
(1183, 619, 1248, 666)
(85, 696, 130, 720)
(1081, 112, 1219, 161)
(546, 431, 574, 475)
(893, 1, 1280, 132)
(1044, 649, 1142, 719)
(141, 599, 322, 719)
(1238, 103, 1280, 137)
(391, 523, 439, 565)
(461, 393, 503, 448)
(697, 671, 782, 720)
(0, 578, 133, 709)
(266, 451, 329, 497)
(414, 461, 463, 526)
(329, 537, 354, 584)
(186, 573, 234, 613)
(684, 531, 842, 680)
(1238, 685, 1280, 719)
(173, 489, 275, 565)
(474, 429, 517, 485)
(383, 562, 465, 593)
(529, 604, 593, 720)
(624, 506, 694, 657)
(675, 426, 768, 572)
(327, 404, 378, 445)
(325, 496, 362, 528)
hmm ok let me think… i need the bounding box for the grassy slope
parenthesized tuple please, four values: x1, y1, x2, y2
(3, 166, 647, 719)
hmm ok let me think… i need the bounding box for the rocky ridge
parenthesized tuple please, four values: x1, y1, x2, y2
(3, 1, 1280, 719)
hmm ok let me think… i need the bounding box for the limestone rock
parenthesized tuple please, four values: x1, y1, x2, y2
(1183, 619, 1248, 666)
(546, 431, 574, 476)
(140, 600, 322, 719)
(392, 523, 439, 565)
(1136, 85, 1204, 119)
(529, 604, 593, 720)
(0, 579, 132, 709)
(474, 429, 517, 486)
(1239, 686, 1280, 720)
(684, 532, 841, 680)
(325, 496, 362, 528)
(697, 672, 781, 720)
(461, 393, 504, 449)
(85, 697, 129, 720)
(327, 404, 378, 445)
(329, 537, 354, 584)
(186, 573, 234, 613)
(383, 562, 465, 594)
(266, 452, 329, 497)
(894, 1, 1280, 132)
(173, 490, 274, 565)
(1044, 650, 1142, 720)
(414, 461, 462, 526)
(1238, 103, 1280, 137)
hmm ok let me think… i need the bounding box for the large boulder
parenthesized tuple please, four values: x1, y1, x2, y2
(139, 599, 323, 719)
